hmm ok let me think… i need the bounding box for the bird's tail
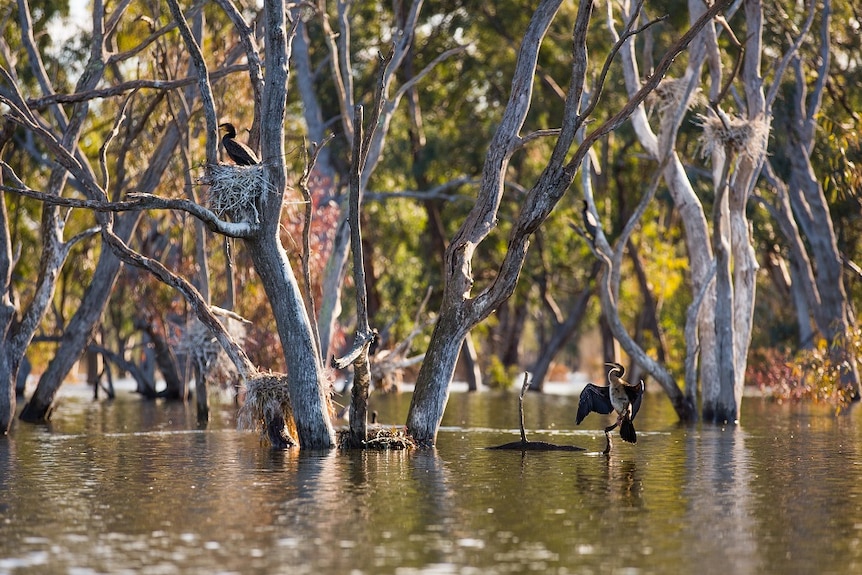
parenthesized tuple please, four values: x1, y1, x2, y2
(619, 417, 637, 444)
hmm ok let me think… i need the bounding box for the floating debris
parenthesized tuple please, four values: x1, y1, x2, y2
(337, 425, 415, 450)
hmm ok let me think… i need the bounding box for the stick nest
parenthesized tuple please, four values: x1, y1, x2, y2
(697, 112, 770, 161)
(174, 316, 246, 387)
(648, 77, 705, 117)
(237, 372, 294, 437)
(336, 426, 415, 450)
(205, 163, 270, 224)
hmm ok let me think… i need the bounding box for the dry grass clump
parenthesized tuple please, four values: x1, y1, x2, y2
(206, 163, 270, 224)
(237, 372, 295, 438)
(697, 112, 770, 161)
(336, 426, 415, 450)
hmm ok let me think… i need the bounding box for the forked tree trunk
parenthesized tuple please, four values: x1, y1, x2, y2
(1, 175, 15, 433)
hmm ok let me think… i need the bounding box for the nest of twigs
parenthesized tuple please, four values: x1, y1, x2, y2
(697, 112, 770, 161)
(174, 316, 246, 387)
(206, 163, 269, 224)
(237, 372, 295, 439)
(336, 426, 415, 450)
(649, 76, 705, 117)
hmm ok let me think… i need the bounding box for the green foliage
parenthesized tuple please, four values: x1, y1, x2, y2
(484, 355, 519, 391)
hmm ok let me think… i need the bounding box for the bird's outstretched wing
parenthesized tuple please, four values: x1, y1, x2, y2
(576, 383, 614, 424)
(625, 379, 646, 421)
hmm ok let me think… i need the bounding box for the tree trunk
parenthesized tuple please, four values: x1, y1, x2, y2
(704, 146, 737, 423)
(0, 177, 15, 433)
(529, 284, 592, 391)
(195, 365, 208, 424)
(145, 319, 185, 400)
(459, 333, 483, 392)
(407, 310, 469, 445)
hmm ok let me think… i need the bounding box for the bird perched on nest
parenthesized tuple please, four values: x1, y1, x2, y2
(576, 361, 645, 454)
(219, 122, 259, 166)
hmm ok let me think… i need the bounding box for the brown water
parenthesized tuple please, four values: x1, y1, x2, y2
(2, 384, 862, 575)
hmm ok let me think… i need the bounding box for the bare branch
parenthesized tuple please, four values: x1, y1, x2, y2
(0, 173, 257, 238)
(564, 0, 734, 176)
(165, 0, 219, 165)
(298, 134, 335, 360)
(99, 90, 137, 190)
(213, 0, 265, 147)
(764, 1, 817, 109)
(319, 0, 354, 139)
(100, 225, 256, 379)
(25, 64, 250, 110)
(393, 45, 469, 104)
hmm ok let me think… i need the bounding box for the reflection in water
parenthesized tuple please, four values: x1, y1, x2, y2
(684, 427, 760, 574)
(2, 389, 862, 574)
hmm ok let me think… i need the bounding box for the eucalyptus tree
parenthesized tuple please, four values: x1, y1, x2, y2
(405, 0, 733, 445)
(759, 0, 860, 395)
(1, 0, 112, 432)
(607, 0, 858, 423)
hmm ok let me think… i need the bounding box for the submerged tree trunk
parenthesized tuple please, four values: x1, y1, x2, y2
(1, 168, 16, 433)
(529, 284, 592, 391)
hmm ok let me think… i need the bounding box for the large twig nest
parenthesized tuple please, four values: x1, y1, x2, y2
(206, 163, 270, 224)
(648, 76, 705, 117)
(173, 315, 246, 386)
(697, 112, 770, 161)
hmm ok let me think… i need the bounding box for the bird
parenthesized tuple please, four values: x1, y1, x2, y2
(581, 199, 598, 243)
(218, 122, 259, 166)
(576, 361, 645, 454)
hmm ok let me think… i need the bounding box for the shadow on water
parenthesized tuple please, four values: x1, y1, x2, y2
(2, 384, 862, 574)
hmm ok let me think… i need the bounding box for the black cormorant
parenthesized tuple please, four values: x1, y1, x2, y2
(576, 361, 644, 453)
(219, 122, 259, 166)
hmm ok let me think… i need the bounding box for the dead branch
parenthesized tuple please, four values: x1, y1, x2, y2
(0, 173, 257, 239)
(298, 133, 335, 360)
(25, 64, 251, 110)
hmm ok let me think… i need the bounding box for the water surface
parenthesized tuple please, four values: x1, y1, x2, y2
(2, 384, 861, 574)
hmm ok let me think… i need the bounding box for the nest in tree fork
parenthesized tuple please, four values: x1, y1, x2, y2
(697, 112, 770, 161)
(174, 315, 246, 387)
(237, 372, 296, 440)
(205, 163, 270, 224)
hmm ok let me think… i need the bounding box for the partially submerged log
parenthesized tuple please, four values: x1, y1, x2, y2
(487, 373, 585, 452)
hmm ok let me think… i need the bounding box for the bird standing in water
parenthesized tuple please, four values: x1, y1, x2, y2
(576, 361, 645, 454)
(219, 122, 259, 166)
